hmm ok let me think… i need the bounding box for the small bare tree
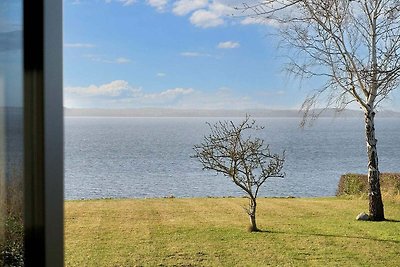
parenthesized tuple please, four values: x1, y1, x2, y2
(193, 116, 285, 232)
(238, 0, 400, 221)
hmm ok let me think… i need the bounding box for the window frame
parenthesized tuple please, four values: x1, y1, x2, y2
(23, 0, 64, 266)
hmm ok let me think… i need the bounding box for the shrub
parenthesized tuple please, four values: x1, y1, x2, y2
(337, 173, 400, 197)
(381, 173, 400, 195)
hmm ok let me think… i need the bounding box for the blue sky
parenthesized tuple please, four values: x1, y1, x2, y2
(63, 0, 305, 109)
(63, 0, 399, 110)
(0, 0, 22, 107)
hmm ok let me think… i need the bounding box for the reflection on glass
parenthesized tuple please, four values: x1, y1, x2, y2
(0, 0, 24, 265)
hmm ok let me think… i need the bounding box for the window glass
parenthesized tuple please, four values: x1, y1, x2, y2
(0, 0, 24, 265)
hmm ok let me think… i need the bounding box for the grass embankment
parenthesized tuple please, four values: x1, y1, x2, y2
(65, 197, 400, 266)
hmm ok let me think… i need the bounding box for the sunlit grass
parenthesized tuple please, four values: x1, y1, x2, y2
(65, 197, 400, 266)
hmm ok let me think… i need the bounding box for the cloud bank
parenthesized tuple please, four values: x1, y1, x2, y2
(65, 80, 139, 97)
(64, 80, 274, 109)
(104, 0, 244, 28)
(65, 80, 197, 108)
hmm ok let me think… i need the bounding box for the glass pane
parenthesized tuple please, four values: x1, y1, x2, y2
(0, 0, 24, 265)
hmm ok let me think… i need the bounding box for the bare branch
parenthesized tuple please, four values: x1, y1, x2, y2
(239, 0, 400, 119)
(193, 116, 285, 231)
(238, 0, 396, 220)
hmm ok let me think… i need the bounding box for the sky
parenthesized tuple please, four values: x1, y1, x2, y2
(63, 0, 307, 109)
(63, 0, 400, 110)
(0, 0, 23, 107)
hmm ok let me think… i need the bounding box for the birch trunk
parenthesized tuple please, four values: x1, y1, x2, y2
(364, 110, 385, 221)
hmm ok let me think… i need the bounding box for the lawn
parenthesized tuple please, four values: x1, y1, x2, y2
(65, 197, 400, 266)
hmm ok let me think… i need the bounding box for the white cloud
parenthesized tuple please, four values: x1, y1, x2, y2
(64, 80, 197, 108)
(187, 1, 235, 28)
(64, 80, 287, 109)
(103, 0, 246, 29)
(190, 9, 224, 28)
(240, 16, 278, 27)
(217, 41, 240, 49)
(237, 0, 301, 28)
(157, 72, 167, 77)
(115, 57, 132, 64)
(208, 1, 233, 16)
(107, 0, 137, 6)
(240, 17, 262, 25)
(84, 54, 132, 64)
(146, 0, 168, 12)
(144, 88, 194, 100)
(116, 87, 195, 107)
(65, 80, 140, 97)
(172, 0, 208, 16)
(104, 0, 239, 28)
(65, 81, 194, 100)
(180, 51, 210, 57)
(64, 43, 95, 48)
(180, 52, 200, 57)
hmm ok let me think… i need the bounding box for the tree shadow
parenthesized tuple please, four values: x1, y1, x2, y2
(252, 229, 272, 233)
(384, 219, 400, 223)
(364, 218, 400, 223)
(260, 229, 400, 244)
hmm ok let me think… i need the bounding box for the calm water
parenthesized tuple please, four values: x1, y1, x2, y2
(64, 117, 400, 200)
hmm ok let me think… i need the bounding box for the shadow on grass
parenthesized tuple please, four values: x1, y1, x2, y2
(250, 229, 271, 233)
(260, 229, 400, 244)
(384, 219, 400, 223)
(355, 219, 400, 223)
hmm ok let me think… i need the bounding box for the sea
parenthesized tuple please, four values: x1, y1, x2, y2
(64, 117, 400, 200)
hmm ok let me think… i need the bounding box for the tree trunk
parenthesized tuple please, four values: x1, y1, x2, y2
(364, 110, 385, 221)
(248, 198, 259, 232)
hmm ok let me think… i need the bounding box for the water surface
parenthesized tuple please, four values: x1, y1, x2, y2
(64, 117, 400, 199)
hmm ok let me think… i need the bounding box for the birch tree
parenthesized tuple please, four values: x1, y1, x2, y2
(239, 0, 400, 221)
(193, 117, 285, 231)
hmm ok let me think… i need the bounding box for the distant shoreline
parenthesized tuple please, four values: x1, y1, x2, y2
(3, 107, 399, 118)
(64, 108, 400, 118)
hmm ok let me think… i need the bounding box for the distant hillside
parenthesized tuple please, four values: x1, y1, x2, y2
(64, 108, 400, 118)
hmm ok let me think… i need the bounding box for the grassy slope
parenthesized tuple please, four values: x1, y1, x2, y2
(65, 197, 400, 267)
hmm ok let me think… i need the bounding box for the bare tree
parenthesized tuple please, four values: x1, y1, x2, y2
(193, 116, 285, 232)
(238, 0, 400, 221)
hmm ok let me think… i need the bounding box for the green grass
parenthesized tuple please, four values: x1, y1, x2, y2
(65, 197, 400, 266)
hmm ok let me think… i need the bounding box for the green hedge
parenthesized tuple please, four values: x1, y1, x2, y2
(337, 173, 400, 196)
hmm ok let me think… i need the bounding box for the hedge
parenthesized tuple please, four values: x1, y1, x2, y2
(337, 173, 400, 196)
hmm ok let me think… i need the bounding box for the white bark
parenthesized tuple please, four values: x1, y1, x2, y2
(239, 0, 400, 221)
(364, 109, 384, 220)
